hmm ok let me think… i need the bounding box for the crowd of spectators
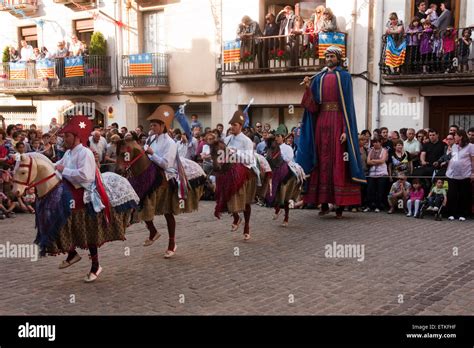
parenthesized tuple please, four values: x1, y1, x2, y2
(1, 112, 473, 221)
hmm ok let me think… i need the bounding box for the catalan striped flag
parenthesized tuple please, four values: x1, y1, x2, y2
(9, 62, 27, 80)
(385, 35, 406, 68)
(129, 53, 153, 76)
(223, 40, 241, 63)
(318, 32, 346, 59)
(65, 56, 84, 78)
(36, 59, 55, 79)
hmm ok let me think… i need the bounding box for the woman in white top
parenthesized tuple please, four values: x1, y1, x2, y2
(365, 137, 389, 212)
(446, 130, 474, 221)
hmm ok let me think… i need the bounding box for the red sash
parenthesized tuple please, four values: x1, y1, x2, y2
(95, 168, 111, 224)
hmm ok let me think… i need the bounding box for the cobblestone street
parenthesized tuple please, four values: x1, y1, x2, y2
(1, 201, 473, 315)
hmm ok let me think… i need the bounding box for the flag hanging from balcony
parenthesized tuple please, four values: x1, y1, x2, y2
(385, 35, 406, 68)
(65, 56, 84, 78)
(129, 53, 153, 76)
(9, 62, 27, 80)
(318, 32, 346, 59)
(36, 59, 55, 79)
(223, 40, 241, 63)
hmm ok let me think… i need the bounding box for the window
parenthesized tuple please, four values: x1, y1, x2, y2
(74, 18, 94, 48)
(19, 25, 37, 48)
(449, 114, 474, 131)
(143, 10, 165, 53)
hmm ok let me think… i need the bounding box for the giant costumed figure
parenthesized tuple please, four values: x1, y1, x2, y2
(297, 46, 366, 218)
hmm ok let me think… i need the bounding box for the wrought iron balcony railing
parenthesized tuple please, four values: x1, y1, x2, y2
(0, 55, 112, 95)
(222, 32, 347, 76)
(120, 53, 170, 92)
(379, 27, 474, 85)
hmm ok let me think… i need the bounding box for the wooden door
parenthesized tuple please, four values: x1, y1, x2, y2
(429, 96, 474, 138)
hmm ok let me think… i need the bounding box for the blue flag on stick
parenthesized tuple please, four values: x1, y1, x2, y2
(242, 98, 254, 128)
(175, 102, 192, 140)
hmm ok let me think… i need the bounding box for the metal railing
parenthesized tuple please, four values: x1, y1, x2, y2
(0, 0, 37, 8)
(380, 27, 474, 75)
(0, 55, 111, 91)
(223, 32, 347, 75)
(120, 53, 169, 89)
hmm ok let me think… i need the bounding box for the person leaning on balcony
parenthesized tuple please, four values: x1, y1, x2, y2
(385, 12, 404, 39)
(54, 41, 69, 58)
(69, 35, 84, 57)
(320, 8, 338, 33)
(8, 47, 19, 63)
(31, 47, 42, 62)
(276, 5, 296, 36)
(238, 15, 263, 68)
(310, 5, 325, 33)
(19, 40, 34, 62)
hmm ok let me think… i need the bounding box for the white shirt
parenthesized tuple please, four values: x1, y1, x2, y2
(88, 136, 108, 162)
(446, 143, 474, 180)
(280, 143, 294, 163)
(20, 45, 34, 61)
(145, 133, 178, 181)
(55, 144, 96, 189)
(224, 132, 255, 168)
(403, 138, 421, 155)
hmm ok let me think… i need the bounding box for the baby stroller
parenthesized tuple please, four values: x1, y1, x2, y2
(418, 199, 444, 220)
(418, 169, 447, 221)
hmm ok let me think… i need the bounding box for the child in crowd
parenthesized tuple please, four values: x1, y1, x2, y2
(459, 28, 472, 73)
(431, 30, 442, 72)
(426, 179, 447, 211)
(425, 3, 438, 23)
(0, 191, 16, 219)
(387, 174, 411, 214)
(442, 26, 456, 73)
(419, 19, 433, 73)
(405, 17, 422, 72)
(406, 179, 425, 217)
(21, 187, 36, 214)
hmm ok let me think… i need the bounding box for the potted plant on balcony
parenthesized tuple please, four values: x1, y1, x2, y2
(1, 46, 9, 80)
(269, 48, 289, 71)
(88, 31, 107, 79)
(239, 50, 255, 72)
(299, 47, 317, 70)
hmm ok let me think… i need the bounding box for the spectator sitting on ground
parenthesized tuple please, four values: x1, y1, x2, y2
(21, 187, 36, 214)
(0, 192, 17, 219)
(387, 174, 411, 214)
(406, 178, 425, 217)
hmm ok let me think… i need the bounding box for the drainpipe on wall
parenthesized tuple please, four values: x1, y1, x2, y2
(375, 0, 384, 129)
(350, 0, 357, 75)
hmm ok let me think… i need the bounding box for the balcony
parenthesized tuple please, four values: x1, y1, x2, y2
(222, 33, 347, 81)
(53, 0, 95, 11)
(379, 29, 474, 86)
(120, 53, 170, 93)
(0, 56, 112, 96)
(0, 0, 38, 18)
